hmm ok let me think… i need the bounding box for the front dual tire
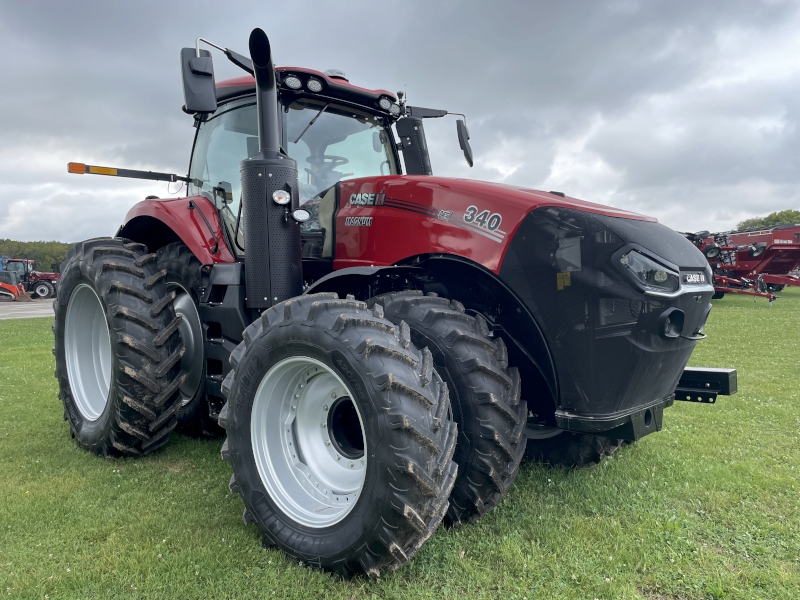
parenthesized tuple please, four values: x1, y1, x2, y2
(220, 293, 458, 578)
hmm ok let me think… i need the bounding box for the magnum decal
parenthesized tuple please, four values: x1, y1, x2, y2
(345, 216, 373, 226)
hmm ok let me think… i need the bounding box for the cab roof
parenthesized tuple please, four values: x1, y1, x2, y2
(216, 67, 397, 115)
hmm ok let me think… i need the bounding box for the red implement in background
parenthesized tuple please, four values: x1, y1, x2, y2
(684, 223, 800, 301)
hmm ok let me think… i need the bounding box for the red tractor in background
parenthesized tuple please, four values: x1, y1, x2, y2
(4, 258, 60, 298)
(685, 224, 800, 301)
(55, 29, 736, 577)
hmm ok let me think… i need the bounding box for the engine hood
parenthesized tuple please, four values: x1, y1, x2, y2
(335, 175, 657, 273)
(376, 176, 655, 222)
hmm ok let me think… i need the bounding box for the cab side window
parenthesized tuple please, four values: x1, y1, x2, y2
(189, 101, 258, 254)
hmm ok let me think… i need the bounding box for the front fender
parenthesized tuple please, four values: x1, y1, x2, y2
(117, 196, 235, 264)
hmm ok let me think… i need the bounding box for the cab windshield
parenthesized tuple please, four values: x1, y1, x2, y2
(6, 262, 25, 276)
(188, 97, 398, 254)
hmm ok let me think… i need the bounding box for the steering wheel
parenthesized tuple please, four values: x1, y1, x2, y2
(306, 155, 349, 170)
(305, 155, 350, 189)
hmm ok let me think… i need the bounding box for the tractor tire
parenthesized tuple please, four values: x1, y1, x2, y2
(33, 281, 53, 299)
(712, 291, 725, 300)
(524, 431, 623, 468)
(369, 291, 526, 527)
(53, 237, 185, 457)
(220, 293, 458, 578)
(156, 242, 222, 438)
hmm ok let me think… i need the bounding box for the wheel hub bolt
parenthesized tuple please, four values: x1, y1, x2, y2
(325, 440, 331, 446)
(321, 423, 326, 428)
(335, 454, 340, 460)
(323, 405, 328, 411)
(349, 462, 354, 468)
(331, 392, 336, 398)
(360, 458, 365, 464)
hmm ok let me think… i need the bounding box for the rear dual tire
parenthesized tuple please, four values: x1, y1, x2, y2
(53, 237, 184, 457)
(156, 242, 223, 438)
(220, 293, 458, 578)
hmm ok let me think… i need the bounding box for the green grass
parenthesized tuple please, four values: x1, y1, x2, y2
(1, 289, 798, 599)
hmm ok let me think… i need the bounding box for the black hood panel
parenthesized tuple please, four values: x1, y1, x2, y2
(499, 207, 711, 424)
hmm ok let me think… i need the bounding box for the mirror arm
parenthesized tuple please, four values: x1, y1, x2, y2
(447, 112, 467, 127)
(195, 37, 226, 57)
(196, 37, 254, 75)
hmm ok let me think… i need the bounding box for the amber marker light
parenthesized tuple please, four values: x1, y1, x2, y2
(87, 166, 118, 176)
(67, 162, 86, 174)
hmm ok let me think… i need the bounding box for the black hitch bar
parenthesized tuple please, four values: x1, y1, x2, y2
(674, 367, 737, 404)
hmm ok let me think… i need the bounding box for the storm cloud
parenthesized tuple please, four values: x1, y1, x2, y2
(1, 0, 797, 241)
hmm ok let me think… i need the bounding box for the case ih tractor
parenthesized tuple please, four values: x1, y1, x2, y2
(55, 29, 735, 577)
(685, 225, 800, 301)
(4, 258, 60, 298)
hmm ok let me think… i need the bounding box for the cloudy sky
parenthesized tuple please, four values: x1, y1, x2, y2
(1, 0, 798, 242)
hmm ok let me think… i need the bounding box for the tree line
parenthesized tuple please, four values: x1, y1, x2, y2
(737, 209, 800, 231)
(0, 239, 73, 272)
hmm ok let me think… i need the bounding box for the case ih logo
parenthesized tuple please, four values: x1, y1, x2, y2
(345, 216, 373, 226)
(349, 192, 385, 206)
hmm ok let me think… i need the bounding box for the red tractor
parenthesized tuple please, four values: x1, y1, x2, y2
(56, 29, 735, 577)
(4, 258, 61, 299)
(685, 224, 800, 301)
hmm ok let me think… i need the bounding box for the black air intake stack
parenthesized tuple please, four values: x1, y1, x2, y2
(241, 28, 302, 310)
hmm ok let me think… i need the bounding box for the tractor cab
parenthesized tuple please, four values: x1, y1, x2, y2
(5, 259, 31, 282)
(187, 73, 403, 259)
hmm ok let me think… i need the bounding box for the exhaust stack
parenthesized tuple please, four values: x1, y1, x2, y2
(241, 28, 302, 310)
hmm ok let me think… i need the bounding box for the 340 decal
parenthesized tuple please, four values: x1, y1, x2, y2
(464, 206, 502, 231)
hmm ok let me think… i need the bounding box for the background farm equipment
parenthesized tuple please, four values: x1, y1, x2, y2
(53, 28, 735, 577)
(0, 270, 31, 302)
(2, 258, 60, 298)
(684, 224, 800, 301)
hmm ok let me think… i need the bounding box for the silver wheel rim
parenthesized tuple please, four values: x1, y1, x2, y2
(35, 283, 50, 297)
(64, 284, 112, 421)
(168, 283, 203, 406)
(251, 356, 367, 528)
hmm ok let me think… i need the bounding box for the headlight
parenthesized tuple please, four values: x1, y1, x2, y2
(379, 97, 392, 111)
(272, 190, 291, 205)
(292, 209, 310, 223)
(307, 79, 323, 92)
(619, 250, 680, 293)
(283, 75, 302, 90)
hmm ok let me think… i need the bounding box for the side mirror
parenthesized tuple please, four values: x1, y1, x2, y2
(456, 120, 473, 167)
(180, 47, 217, 114)
(213, 181, 233, 205)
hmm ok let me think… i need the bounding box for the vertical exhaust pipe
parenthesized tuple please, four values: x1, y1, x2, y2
(241, 28, 302, 310)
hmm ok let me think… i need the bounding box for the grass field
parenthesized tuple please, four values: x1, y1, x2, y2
(1, 289, 798, 599)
